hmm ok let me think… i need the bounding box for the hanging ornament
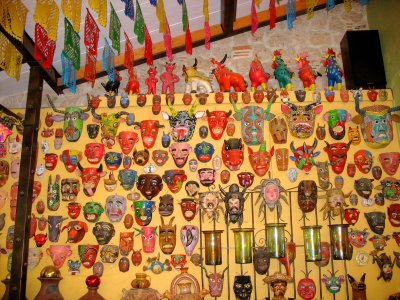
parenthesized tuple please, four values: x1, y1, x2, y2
(306, 0, 317, 19)
(61, 0, 82, 32)
(64, 18, 80, 70)
(144, 26, 153, 65)
(0, 0, 28, 42)
(0, 32, 23, 81)
(124, 32, 135, 75)
(286, 0, 296, 29)
(269, 0, 276, 29)
(134, 0, 145, 44)
(34, 23, 56, 69)
(84, 52, 97, 88)
(110, 3, 121, 54)
(102, 38, 115, 81)
(203, 0, 210, 49)
(344, 0, 352, 12)
(156, 0, 172, 61)
(33, 0, 59, 41)
(84, 8, 99, 55)
(327, 0, 335, 10)
(251, 0, 259, 35)
(121, 0, 135, 20)
(88, 0, 107, 27)
(61, 51, 76, 93)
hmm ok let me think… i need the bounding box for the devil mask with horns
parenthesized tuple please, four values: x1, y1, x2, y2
(204, 110, 233, 140)
(219, 184, 248, 225)
(324, 141, 352, 175)
(290, 139, 320, 174)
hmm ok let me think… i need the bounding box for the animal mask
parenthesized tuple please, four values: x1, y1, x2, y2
(194, 142, 214, 163)
(298, 180, 318, 214)
(159, 217, 176, 254)
(93, 222, 115, 245)
(60, 150, 82, 173)
(76, 163, 106, 196)
(348, 228, 369, 248)
(322, 271, 345, 294)
(281, 101, 323, 138)
(204, 110, 233, 140)
(133, 200, 156, 226)
(323, 141, 352, 174)
(105, 195, 126, 222)
(222, 138, 244, 171)
(162, 169, 187, 193)
(323, 109, 351, 140)
(378, 152, 400, 176)
(133, 149, 150, 166)
(269, 117, 288, 144)
(118, 169, 137, 191)
(354, 178, 374, 200)
(253, 247, 270, 275)
(354, 150, 373, 174)
(290, 139, 320, 174)
(248, 142, 274, 176)
(365, 212, 386, 234)
(152, 150, 169, 166)
(169, 142, 192, 168)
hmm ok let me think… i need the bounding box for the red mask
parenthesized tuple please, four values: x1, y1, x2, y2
(134, 120, 164, 149)
(248, 143, 274, 177)
(76, 163, 107, 197)
(68, 202, 82, 219)
(237, 172, 254, 188)
(60, 150, 82, 173)
(205, 110, 233, 140)
(162, 170, 187, 194)
(222, 138, 244, 171)
(297, 276, 316, 300)
(354, 150, 373, 174)
(169, 142, 192, 168)
(117, 131, 139, 154)
(378, 152, 400, 176)
(180, 198, 197, 221)
(388, 204, 400, 227)
(290, 139, 320, 174)
(324, 141, 352, 174)
(78, 245, 99, 268)
(344, 208, 360, 225)
(62, 221, 88, 243)
(138, 226, 157, 253)
(84, 143, 105, 164)
(44, 153, 58, 171)
(393, 232, 400, 246)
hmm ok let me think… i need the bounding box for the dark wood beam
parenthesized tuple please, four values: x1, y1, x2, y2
(0, 104, 23, 121)
(221, 0, 237, 34)
(9, 66, 43, 300)
(0, 25, 62, 95)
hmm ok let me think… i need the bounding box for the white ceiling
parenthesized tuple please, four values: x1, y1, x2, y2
(0, 0, 289, 99)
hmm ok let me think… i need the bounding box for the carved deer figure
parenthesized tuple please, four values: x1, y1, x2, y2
(347, 273, 367, 300)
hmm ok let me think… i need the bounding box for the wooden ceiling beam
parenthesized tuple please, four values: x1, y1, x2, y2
(0, 25, 63, 95)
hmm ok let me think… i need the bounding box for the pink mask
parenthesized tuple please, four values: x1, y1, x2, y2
(378, 152, 400, 176)
(180, 225, 199, 256)
(46, 245, 72, 269)
(169, 142, 192, 168)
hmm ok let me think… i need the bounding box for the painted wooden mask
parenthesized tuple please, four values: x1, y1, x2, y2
(159, 216, 176, 254)
(298, 180, 317, 213)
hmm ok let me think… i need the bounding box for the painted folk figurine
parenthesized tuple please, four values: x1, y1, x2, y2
(295, 52, 320, 90)
(272, 50, 294, 90)
(323, 48, 343, 90)
(263, 272, 293, 300)
(145, 67, 158, 94)
(160, 62, 180, 94)
(210, 54, 247, 92)
(249, 55, 270, 92)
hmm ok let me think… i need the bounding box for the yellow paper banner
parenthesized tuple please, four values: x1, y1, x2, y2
(61, 0, 82, 32)
(88, 0, 107, 27)
(0, 32, 23, 81)
(203, 0, 209, 23)
(0, 0, 29, 42)
(156, 0, 167, 34)
(33, 0, 60, 41)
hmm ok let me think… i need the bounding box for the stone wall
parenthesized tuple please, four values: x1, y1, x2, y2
(0, 2, 368, 108)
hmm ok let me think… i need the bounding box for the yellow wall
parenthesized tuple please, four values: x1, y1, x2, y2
(1, 90, 399, 299)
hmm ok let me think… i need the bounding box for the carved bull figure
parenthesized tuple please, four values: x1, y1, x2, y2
(352, 90, 400, 148)
(182, 59, 213, 94)
(47, 95, 90, 142)
(211, 54, 247, 92)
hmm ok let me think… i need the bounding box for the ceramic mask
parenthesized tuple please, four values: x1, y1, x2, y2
(323, 109, 351, 140)
(47, 96, 90, 142)
(281, 101, 323, 138)
(298, 180, 318, 213)
(93, 262, 104, 277)
(219, 184, 247, 225)
(315, 161, 330, 190)
(222, 138, 244, 171)
(105, 195, 126, 222)
(378, 152, 400, 176)
(323, 141, 352, 174)
(93, 222, 115, 245)
(46, 245, 72, 269)
(60, 150, 82, 172)
(380, 177, 400, 201)
(290, 139, 320, 174)
(133, 149, 150, 166)
(87, 124, 100, 139)
(194, 142, 214, 163)
(104, 152, 122, 170)
(344, 208, 360, 225)
(197, 168, 217, 187)
(67, 202, 81, 219)
(54, 128, 63, 150)
(352, 93, 400, 148)
(179, 199, 197, 221)
(78, 245, 99, 268)
(365, 212, 386, 234)
(28, 247, 43, 270)
(159, 217, 176, 254)
(62, 221, 88, 243)
(44, 153, 58, 171)
(100, 245, 119, 263)
(297, 275, 316, 300)
(322, 272, 345, 294)
(61, 178, 80, 201)
(162, 102, 205, 142)
(0, 160, 9, 187)
(269, 118, 288, 144)
(47, 174, 60, 211)
(188, 159, 198, 172)
(84, 143, 105, 164)
(253, 247, 270, 275)
(152, 150, 169, 166)
(354, 150, 373, 174)
(159, 194, 174, 216)
(248, 142, 274, 176)
(169, 142, 192, 168)
(233, 275, 253, 300)
(180, 225, 199, 256)
(348, 228, 369, 248)
(237, 172, 255, 188)
(137, 174, 163, 200)
(185, 181, 200, 197)
(76, 163, 107, 196)
(162, 169, 187, 193)
(315, 242, 330, 267)
(316, 124, 326, 140)
(136, 226, 157, 253)
(388, 204, 400, 227)
(83, 201, 104, 222)
(119, 232, 134, 256)
(118, 169, 138, 191)
(204, 110, 233, 140)
(133, 200, 156, 226)
(354, 178, 374, 200)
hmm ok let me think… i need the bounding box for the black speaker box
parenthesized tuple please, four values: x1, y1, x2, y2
(340, 30, 386, 89)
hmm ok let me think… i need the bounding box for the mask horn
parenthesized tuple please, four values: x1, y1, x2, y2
(355, 93, 366, 116)
(47, 95, 65, 114)
(221, 266, 229, 279)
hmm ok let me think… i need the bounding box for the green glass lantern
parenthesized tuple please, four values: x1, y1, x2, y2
(232, 228, 254, 264)
(329, 224, 353, 260)
(265, 223, 286, 258)
(301, 225, 322, 261)
(202, 230, 224, 265)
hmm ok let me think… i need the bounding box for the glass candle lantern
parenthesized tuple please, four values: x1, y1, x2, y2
(232, 228, 254, 264)
(329, 224, 353, 260)
(301, 225, 322, 261)
(202, 230, 224, 265)
(265, 223, 286, 258)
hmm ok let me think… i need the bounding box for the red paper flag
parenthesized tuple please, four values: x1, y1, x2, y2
(185, 22, 192, 55)
(270, 0, 276, 30)
(84, 51, 97, 87)
(34, 23, 56, 69)
(124, 31, 135, 75)
(251, 0, 259, 35)
(144, 25, 153, 65)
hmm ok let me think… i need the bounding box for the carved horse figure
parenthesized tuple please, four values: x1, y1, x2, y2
(295, 52, 320, 90)
(323, 48, 343, 90)
(347, 273, 367, 300)
(272, 50, 294, 90)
